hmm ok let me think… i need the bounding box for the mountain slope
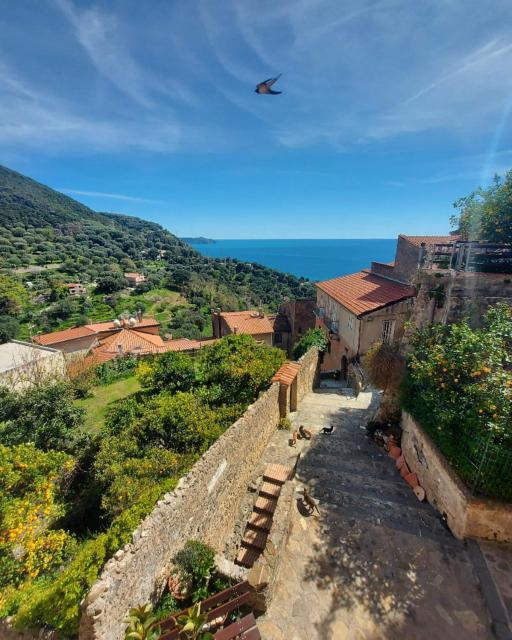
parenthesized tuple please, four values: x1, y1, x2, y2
(0, 165, 314, 313)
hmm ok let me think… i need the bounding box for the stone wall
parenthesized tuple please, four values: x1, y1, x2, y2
(410, 270, 512, 330)
(401, 412, 512, 542)
(80, 383, 281, 640)
(296, 347, 320, 405)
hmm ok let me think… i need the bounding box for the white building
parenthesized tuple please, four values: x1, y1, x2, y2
(0, 341, 65, 391)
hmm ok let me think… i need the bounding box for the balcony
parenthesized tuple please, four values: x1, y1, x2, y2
(314, 306, 325, 319)
(327, 319, 339, 335)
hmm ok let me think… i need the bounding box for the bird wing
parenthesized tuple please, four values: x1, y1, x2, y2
(266, 73, 282, 87)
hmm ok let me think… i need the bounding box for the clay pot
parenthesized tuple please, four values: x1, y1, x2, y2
(414, 486, 426, 502)
(168, 569, 192, 600)
(388, 446, 402, 459)
(395, 455, 406, 469)
(399, 463, 411, 478)
(404, 472, 419, 488)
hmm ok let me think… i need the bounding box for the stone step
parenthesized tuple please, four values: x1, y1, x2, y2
(298, 453, 403, 485)
(259, 481, 282, 498)
(235, 546, 260, 568)
(254, 495, 278, 514)
(247, 511, 273, 532)
(263, 463, 293, 485)
(242, 528, 268, 550)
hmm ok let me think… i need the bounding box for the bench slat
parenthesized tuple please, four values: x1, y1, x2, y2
(214, 613, 258, 640)
(160, 581, 250, 630)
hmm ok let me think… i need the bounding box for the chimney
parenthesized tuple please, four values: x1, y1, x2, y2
(117, 343, 123, 353)
(233, 326, 238, 334)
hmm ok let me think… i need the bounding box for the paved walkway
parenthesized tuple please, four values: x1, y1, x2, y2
(258, 388, 494, 640)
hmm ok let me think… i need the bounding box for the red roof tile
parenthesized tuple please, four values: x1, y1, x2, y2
(92, 328, 169, 362)
(86, 318, 158, 332)
(221, 311, 274, 335)
(316, 271, 415, 316)
(272, 361, 301, 386)
(33, 325, 96, 345)
(400, 235, 459, 247)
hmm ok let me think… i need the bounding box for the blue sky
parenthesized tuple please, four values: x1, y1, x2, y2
(2, 0, 512, 239)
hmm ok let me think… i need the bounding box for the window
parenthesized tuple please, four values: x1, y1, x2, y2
(298, 326, 302, 334)
(347, 315, 354, 330)
(382, 319, 395, 343)
(274, 332, 282, 344)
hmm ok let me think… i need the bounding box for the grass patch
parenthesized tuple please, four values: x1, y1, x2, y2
(76, 376, 141, 433)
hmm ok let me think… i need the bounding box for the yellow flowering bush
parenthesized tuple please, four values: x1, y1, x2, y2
(0, 444, 76, 602)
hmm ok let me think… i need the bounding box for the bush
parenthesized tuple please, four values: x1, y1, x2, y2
(0, 383, 87, 454)
(172, 540, 215, 603)
(137, 351, 196, 394)
(278, 417, 292, 430)
(198, 334, 285, 405)
(95, 357, 139, 385)
(292, 328, 328, 360)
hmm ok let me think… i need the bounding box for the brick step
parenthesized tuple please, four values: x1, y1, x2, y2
(242, 528, 268, 550)
(236, 546, 260, 568)
(254, 495, 278, 514)
(259, 481, 281, 498)
(263, 463, 293, 485)
(247, 511, 273, 532)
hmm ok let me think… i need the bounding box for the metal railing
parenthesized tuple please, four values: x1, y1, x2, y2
(421, 241, 512, 273)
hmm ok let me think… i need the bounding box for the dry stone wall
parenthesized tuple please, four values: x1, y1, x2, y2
(401, 412, 512, 542)
(80, 383, 281, 640)
(296, 348, 319, 405)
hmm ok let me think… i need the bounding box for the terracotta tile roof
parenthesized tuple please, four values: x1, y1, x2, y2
(220, 311, 274, 335)
(316, 271, 415, 317)
(124, 272, 143, 278)
(400, 235, 459, 247)
(166, 337, 219, 351)
(92, 329, 169, 362)
(86, 318, 159, 332)
(272, 361, 301, 386)
(33, 325, 96, 345)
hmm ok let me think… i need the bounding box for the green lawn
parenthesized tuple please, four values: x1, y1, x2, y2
(77, 376, 141, 433)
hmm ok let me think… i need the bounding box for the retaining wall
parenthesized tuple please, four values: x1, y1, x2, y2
(80, 383, 281, 640)
(79, 347, 320, 640)
(401, 412, 512, 542)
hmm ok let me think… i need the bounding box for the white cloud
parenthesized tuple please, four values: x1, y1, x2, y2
(59, 189, 165, 203)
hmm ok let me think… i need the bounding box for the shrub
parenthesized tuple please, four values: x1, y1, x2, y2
(292, 328, 328, 360)
(172, 541, 215, 603)
(198, 334, 285, 405)
(137, 351, 196, 394)
(278, 417, 292, 430)
(95, 357, 138, 385)
(0, 383, 87, 454)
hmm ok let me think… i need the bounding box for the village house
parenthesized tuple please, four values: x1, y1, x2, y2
(316, 234, 460, 377)
(211, 301, 315, 354)
(65, 282, 87, 296)
(124, 272, 146, 286)
(33, 316, 160, 356)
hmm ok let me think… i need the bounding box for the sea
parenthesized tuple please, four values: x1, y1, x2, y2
(192, 239, 397, 281)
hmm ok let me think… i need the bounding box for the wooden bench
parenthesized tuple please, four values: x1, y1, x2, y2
(213, 612, 261, 639)
(159, 581, 254, 639)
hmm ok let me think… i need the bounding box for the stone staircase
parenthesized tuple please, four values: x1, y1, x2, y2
(236, 463, 293, 568)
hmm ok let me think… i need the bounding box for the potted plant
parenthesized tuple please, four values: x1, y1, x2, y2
(124, 603, 162, 640)
(174, 603, 214, 640)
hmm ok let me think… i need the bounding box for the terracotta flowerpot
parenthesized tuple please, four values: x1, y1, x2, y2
(400, 463, 411, 478)
(404, 472, 419, 488)
(395, 455, 406, 469)
(386, 436, 396, 452)
(388, 446, 401, 459)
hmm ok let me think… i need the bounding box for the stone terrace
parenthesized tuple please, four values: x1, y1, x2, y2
(258, 388, 494, 640)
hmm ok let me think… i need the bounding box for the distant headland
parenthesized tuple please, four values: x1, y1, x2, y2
(181, 236, 217, 244)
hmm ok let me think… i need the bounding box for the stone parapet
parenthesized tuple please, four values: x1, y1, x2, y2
(401, 412, 512, 542)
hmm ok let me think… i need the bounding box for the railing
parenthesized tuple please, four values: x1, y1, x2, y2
(421, 241, 512, 273)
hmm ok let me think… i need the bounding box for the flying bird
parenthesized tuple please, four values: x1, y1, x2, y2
(255, 74, 282, 95)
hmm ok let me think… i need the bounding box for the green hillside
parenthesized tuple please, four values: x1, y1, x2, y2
(0, 165, 314, 338)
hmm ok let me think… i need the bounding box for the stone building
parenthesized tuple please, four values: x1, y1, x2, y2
(124, 272, 146, 286)
(315, 271, 415, 376)
(276, 299, 316, 351)
(65, 282, 87, 296)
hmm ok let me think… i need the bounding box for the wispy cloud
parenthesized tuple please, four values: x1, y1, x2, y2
(59, 189, 165, 203)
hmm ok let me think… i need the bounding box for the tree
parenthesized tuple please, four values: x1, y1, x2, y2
(198, 334, 286, 405)
(452, 170, 512, 244)
(292, 328, 329, 360)
(137, 351, 196, 393)
(96, 273, 128, 293)
(0, 274, 28, 315)
(0, 315, 20, 343)
(0, 383, 87, 453)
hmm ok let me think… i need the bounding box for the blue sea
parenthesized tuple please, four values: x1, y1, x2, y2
(193, 239, 397, 281)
